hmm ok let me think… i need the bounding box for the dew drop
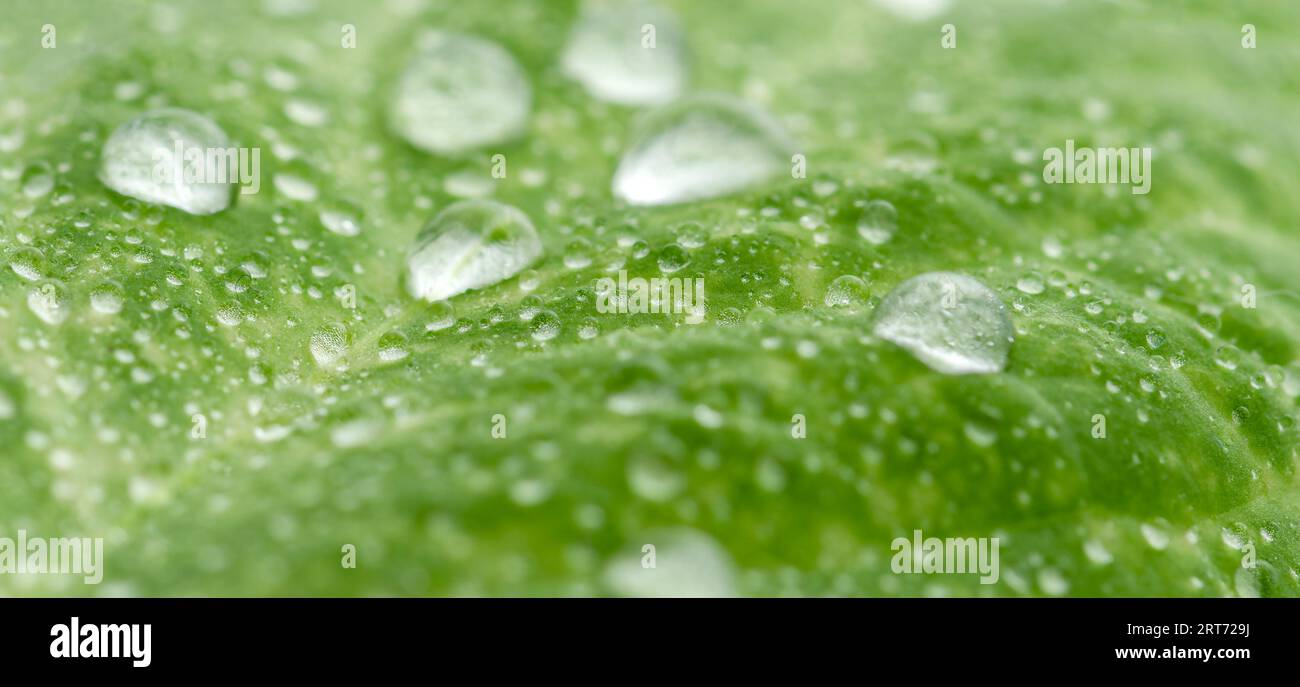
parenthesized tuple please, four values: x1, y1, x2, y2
(424, 301, 457, 331)
(405, 200, 542, 302)
(89, 281, 125, 315)
(824, 274, 870, 311)
(656, 244, 689, 273)
(98, 108, 235, 215)
(856, 199, 898, 245)
(319, 206, 361, 237)
(388, 31, 531, 155)
(27, 280, 69, 325)
(561, 0, 685, 105)
(377, 331, 410, 362)
(20, 162, 54, 198)
(612, 94, 795, 206)
(530, 310, 561, 341)
(310, 323, 348, 367)
(7, 246, 45, 281)
(1015, 272, 1045, 295)
(872, 272, 1014, 375)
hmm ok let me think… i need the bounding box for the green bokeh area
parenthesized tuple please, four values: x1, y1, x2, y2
(1, 0, 1298, 596)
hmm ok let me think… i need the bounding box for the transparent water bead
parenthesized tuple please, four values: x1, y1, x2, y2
(612, 94, 795, 206)
(562, 0, 685, 105)
(388, 31, 531, 156)
(602, 528, 737, 597)
(98, 108, 235, 215)
(873, 272, 1014, 375)
(406, 200, 542, 302)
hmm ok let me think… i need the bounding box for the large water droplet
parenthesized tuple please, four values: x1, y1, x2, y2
(388, 31, 531, 156)
(405, 200, 542, 302)
(561, 0, 685, 105)
(873, 272, 1014, 375)
(98, 108, 235, 215)
(612, 94, 794, 206)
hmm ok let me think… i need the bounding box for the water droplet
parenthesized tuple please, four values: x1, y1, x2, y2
(627, 454, 684, 501)
(563, 237, 594, 269)
(1145, 328, 1165, 349)
(1015, 272, 1045, 295)
(1214, 345, 1241, 371)
(310, 323, 348, 367)
(602, 528, 736, 597)
(20, 162, 54, 198)
(89, 281, 125, 315)
(405, 200, 542, 302)
(388, 31, 531, 155)
(578, 316, 600, 339)
(561, 0, 685, 105)
(377, 331, 410, 362)
(273, 173, 318, 202)
(873, 272, 1014, 375)
(824, 274, 870, 311)
(1140, 523, 1169, 550)
(656, 244, 689, 273)
(319, 206, 361, 237)
(424, 301, 457, 331)
(98, 108, 235, 215)
(674, 221, 708, 248)
(7, 246, 45, 281)
(856, 199, 898, 245)
(612, 94, 794, 206)
(530, 310, 561, 341)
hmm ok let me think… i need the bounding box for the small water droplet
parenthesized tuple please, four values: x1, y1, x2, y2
(310, 323, 348, 367)
(1015, 272, 1045, 295)
(530, 310, 561, 341)
(377, 331, 410, 362)
(856, 199, 897, 245)
(656, 244, 689, 273)
(562, 0, 685, 105)
(20, 162, 54, 198)
(27, 280, 69, 325)
(824, 274, 869, 311)
(89, 281, 125, 315)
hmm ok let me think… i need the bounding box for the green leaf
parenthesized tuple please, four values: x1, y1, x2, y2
(1, 0, 1297, 597)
